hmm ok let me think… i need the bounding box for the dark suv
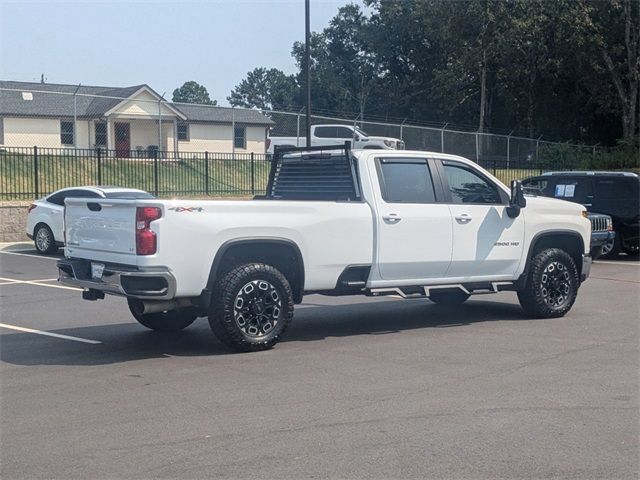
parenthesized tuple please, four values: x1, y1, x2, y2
(522, 172, 639, 258)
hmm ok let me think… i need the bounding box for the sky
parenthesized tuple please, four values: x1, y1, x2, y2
(0, 0, 363, 106)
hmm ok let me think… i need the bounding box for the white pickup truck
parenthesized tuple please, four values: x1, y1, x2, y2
(267, 124, 404, 154)
(59, 145, 592, 352)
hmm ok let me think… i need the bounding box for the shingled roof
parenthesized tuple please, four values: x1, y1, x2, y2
(0, 80, 273, 126)
(174, 103, 274, 125)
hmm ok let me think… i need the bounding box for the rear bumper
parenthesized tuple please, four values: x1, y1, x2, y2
(57, 258, 176, 300)
(581, 254, 592, 283)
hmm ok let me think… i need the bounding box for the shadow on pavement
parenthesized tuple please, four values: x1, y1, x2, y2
(0, 298, 536, 367)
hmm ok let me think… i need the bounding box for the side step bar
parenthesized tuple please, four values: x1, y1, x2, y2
(369, 282, 515, 299)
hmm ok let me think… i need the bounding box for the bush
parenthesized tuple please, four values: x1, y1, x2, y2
(538, 139, 639, 171)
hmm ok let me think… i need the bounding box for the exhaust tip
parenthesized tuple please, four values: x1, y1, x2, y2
(129, 299, 145, 316)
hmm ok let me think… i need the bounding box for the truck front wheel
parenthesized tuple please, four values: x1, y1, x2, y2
(517, 248, 579, 318)
(128, 300, 197, 332)
(209, 263, 294, 352)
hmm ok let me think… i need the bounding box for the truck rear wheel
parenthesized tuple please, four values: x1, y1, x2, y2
(128, 300, 198, 331)
(209, 263, 294, 352)
(517, 248, 579, 318)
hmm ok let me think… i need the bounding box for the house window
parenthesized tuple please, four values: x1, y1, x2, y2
(234, 126, 246, 149)
(177, 122, 189, 141)
(60, 121, 74, 145)
(95, 122, 107, 146)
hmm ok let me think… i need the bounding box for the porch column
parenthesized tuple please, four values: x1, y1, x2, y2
(106, 117, 114, 151)
(173, 118, 179, 157)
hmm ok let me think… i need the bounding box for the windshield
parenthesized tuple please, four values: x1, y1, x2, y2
(104, 191, 154, 199)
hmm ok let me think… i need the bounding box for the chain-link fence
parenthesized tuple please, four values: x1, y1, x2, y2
(0, 85, 620, 199)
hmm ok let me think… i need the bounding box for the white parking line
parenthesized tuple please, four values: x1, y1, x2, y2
(0, 323, 101, 344)
(0, 277, 82, 291)
(595, 260, 640, 267)
(0, 249, 60, 261)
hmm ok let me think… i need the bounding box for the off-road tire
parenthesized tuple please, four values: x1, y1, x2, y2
(34, 224, 58, 254)
(517, 248, 579, 318)
(209, 263, 294, 352)
(429, 290, 470, 305)
(128, 300, 198, 331)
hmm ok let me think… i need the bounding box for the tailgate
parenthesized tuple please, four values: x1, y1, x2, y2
(64, 198, 138, 262)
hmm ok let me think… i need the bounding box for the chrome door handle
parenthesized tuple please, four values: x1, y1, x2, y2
(454, 213, 472, 223)
(382, 213, 402, 223)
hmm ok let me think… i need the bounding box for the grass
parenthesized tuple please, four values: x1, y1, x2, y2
(489, 168, 545, 185)
(0, 152, 271, 199)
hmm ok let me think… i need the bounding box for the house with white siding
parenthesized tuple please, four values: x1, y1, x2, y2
(0, 80, 273, 155)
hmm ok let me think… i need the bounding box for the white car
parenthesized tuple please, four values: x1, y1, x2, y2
(27, 186, 153, 254)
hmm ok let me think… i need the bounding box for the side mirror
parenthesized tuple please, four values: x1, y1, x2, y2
(507, 180, 527, 218)
(354, 135, 360, 142)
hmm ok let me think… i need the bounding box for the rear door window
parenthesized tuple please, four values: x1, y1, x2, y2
(594, 178, 633, 200)
(314, 126, 337, 138)
(377, 159, 437, 204)
(592, 177, 639, 218)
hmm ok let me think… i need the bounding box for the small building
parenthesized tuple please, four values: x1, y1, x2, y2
(0, 80, 273, 155)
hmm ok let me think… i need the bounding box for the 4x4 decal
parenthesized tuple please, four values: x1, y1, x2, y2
(168, 207, 204, 213)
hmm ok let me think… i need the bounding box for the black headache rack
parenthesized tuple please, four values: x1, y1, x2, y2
(263, 143, 361, 201)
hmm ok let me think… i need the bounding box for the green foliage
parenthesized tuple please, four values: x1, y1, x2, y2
(172, 81, 217, 105)
(229, 0, 638, 145)
(227, 68, 298, 110)
(538, 140, 640, 171)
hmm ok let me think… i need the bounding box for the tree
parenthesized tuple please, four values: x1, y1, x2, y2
(577, 0, 639, 140)
(172, 81, 217, 105)
(228, 68, 299, 110)
(227, 0, 634, 144)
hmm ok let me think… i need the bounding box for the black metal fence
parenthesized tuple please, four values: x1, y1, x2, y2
(0, 145, 605, 200)
(0, 147, 272, 199)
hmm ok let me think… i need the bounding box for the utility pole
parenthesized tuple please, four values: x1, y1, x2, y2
(305, 0, 311, 145)
(73, 84, 81, 148)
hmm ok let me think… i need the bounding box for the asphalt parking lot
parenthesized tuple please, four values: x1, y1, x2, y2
(1, 243, 638, 479)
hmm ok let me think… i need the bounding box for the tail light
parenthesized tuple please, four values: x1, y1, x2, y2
(27, 204, 37, 213)
(136, 207, 162, 255)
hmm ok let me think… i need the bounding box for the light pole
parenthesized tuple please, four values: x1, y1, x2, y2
(305, 0, 311, 146)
